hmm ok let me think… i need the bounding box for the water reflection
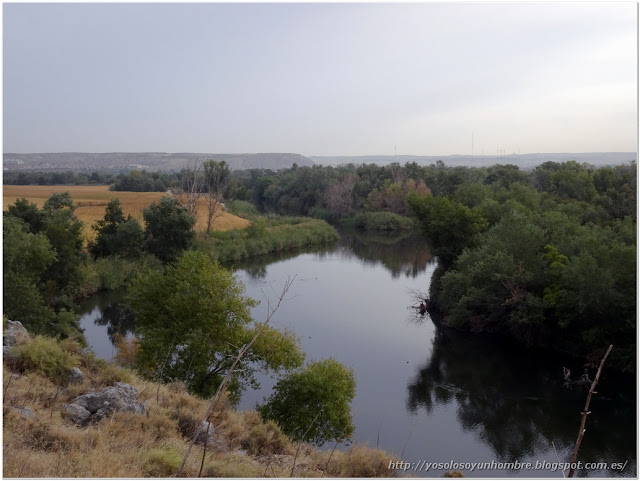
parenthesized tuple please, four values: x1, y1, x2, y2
(229, 228, 433, 281)
(336, 228, 433, 279)
(407, 326, 636, 476)
(76, 289, 136, 359)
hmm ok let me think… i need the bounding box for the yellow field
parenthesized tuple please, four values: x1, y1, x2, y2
(3, 185, 250, 243)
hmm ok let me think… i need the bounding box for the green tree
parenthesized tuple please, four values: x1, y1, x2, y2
(5, 197, 46, 233)
(90, 199, 144, 258)
(407, 191, 488, 267)
(142, 196, 195, 263)
(128, 251, 304, 399)
(258, 358, 356, 445)
(3, 217, 78, 337)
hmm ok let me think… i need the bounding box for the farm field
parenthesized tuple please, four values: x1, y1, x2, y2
(3, 185, 250, 243)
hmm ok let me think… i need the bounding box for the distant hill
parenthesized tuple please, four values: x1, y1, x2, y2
(2, 152, 314, 172)
(311, 152, 637, 170)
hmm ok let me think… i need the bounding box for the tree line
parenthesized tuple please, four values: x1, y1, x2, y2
(407, 160, 636, 371)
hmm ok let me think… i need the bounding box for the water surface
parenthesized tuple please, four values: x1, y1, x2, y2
(77, 230, 636, 477)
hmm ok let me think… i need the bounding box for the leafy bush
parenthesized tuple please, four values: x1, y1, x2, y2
(12, 335, 79, 385)
(227, 200, 259, 218)
(259, 358, 356, 445)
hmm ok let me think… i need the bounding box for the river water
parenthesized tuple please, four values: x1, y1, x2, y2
(77, 229, 636, 477)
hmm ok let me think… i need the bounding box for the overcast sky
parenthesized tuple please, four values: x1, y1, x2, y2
(3, 2, 637, 156)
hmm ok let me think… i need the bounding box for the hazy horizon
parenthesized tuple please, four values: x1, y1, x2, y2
(4, 3, 637, 156)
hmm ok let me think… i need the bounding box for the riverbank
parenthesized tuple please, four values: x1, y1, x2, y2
(194, 216, 339, 264)
(2, 322, 394, 478)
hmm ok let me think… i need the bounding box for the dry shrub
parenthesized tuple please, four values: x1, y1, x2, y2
(322, 444, 392, 478)
(443, 470, 465, 477)
(113, 334, 139, 368)
(204, 452, 265, 478)
(177, 413, 201, 440)
(94, 363, 132, 386)
(107, 409, 177, 444)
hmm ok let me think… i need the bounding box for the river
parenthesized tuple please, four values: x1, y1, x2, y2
(77, 229, 636, 477)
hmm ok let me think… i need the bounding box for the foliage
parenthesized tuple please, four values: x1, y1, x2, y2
(426, 162, 636, 371)
(142, 196, 195, 263)
(259, 358, 356, 445)
(194, 217, 339, 264)
(3, 209, 81, 338)
(407, 191, 488, 267)
(352, 211, 414, 231)
(110, 169, 172, 192)
(12, 335, 79, 385)
(128, 251, 304, 399)
(90, 199, 144, 258)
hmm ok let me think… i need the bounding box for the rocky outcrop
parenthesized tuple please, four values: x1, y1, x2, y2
(3, 320, 30, 358)
(63, 382, 145, 426)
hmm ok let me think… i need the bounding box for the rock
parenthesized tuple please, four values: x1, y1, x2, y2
(11, 406, 35, 418)
(62, 403, 92, 426)
(71, 382, 145, 422)
(4, 320, 30, 342)
(195, 421, 215, 446)
(3, 333, 17, 347)
(68, 367, 84, 385)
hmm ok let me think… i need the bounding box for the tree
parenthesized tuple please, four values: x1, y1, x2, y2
(407, 191, 488, 267)
(203, 159, 231, 235)
(258, 358, 356, 445)
(128, 251, 304, 399)
(5, 197, 45, 233)
(176, 161, 203, 218)
(3, 216, 78, 337)
(325, 174, 358, 218)
(90, 199, 144, 258)
(143, 196, 195, 263)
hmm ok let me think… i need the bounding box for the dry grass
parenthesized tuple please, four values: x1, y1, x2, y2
(3, 334, 397, 478)
(2, 185, 250, 244)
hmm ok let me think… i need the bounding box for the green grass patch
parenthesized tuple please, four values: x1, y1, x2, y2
(194, 217, 339, 263)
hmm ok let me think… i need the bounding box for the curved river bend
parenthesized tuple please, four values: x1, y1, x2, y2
(78, 230, 636, 478)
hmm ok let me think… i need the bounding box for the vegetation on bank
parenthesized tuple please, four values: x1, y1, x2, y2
(351, 211, 414, 231)
(407, 160, 636, 371)
(3, 331, 393, 478)
(194, 216, 339, 264)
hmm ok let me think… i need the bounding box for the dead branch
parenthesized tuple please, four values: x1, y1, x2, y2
(176, 276, 296, 477)
(567, 344, 613, 478)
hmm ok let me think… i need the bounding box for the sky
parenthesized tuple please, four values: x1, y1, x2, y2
(3, 2, 638, 156)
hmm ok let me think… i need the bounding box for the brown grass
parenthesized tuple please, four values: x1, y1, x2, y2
(3, 334, 397, 478)
(2, 185, 250, 244)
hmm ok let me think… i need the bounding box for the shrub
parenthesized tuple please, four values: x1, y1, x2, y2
(145, 446, 183, 477)
(259, 358, 356, 445)
(12, 335, 79, 385)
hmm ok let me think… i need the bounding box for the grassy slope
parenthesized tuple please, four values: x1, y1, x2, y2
(3, 332, 394, 478)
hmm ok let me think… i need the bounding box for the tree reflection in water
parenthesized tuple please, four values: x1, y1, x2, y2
(77, 289, 136, 344)
(406, 324, 636, 476)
